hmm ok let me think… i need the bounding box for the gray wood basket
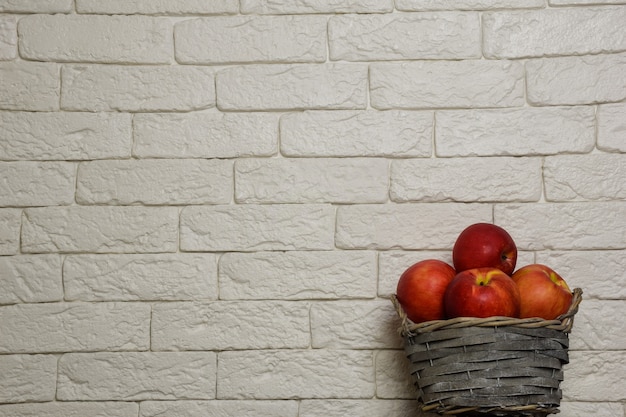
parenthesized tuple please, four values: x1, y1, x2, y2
(391, 288, 582, 416)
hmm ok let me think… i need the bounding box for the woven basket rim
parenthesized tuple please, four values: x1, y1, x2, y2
(392, 287, 582, 336)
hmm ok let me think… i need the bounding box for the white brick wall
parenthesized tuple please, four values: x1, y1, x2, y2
(0, 1, 624, 416)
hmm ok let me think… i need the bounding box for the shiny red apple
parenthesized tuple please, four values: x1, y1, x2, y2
(396, 259, 457, 323)
(452, 223, 517, 275)
(511, 264, 573, 320)
(444, 267, 521, 319)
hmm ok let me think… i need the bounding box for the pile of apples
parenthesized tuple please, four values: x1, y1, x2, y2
(396, 223, 574, 324)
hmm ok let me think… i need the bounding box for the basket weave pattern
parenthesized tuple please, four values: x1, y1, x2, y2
(391, 288, 583, 416)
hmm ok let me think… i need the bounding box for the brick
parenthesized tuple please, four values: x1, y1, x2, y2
(180, 205, 334, 251)
(76, 0, 238, 14)
(0, 209, 20, 255)
(0, 255, 63, 304)
(0, 402, 139, 417)
(0, 111, 131, 161)
(61, 65, 215, 112)
(240, 0, 393, 13)
(483, 8, 626, 59)
(495, 202, 626, 250)
(77, 159, 232, 205)
(57, 352, 217, 401)
(216, 64, 367, 111)
(0, 16, 16, 60)
(375, 350, 417, 399)
(0, 162, 75, 207)
(597, 103, 626, 152)
(535, 251, 626, 300)
(378, 250, 535, 297)
(217, 350, 375, 399)
(280, 110, 433, 157)
(329, 13, 479, 61)
(22, 206, 179, 254)
(19, 15, 173, 64)
(559, 402, 625, 417)
(435, 106, 595, 157)
(176, 16, 326, 64)
(390, 157, 542, 202)
(0, 355, 57, 403)
(139, 400, 298, 417)
(311, 300, 400, 349)
(336, 203, 492, 250)
(526, 53, 626, 106)
(299, 399, 420, 417)
(219, 250, 377, 300)
(370, 60, 524, 109)
(64, 253, 218, 301)
(396, 0, 544, 10)
(0, 302, 150, 353)
(133, 111, 278, 158)
(235, 158, 389, 203)
(562, 351, 626, 401)
(0, 62, 59, 111)
(568, 299, 626, 350)
(544, 154, 626, 201)
(550, 0, 626, 4)
(0, 0, 72, 13)
(152, 301, 310, 350)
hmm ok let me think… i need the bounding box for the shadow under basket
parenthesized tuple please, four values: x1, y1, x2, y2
(391, 288, 582, 417)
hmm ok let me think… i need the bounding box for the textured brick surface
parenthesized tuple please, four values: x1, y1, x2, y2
(435, 106, 595, 156)
(0, 355, 57, 403)
(0, 16, 16, 60)
(0, 62, 59, 111)
(133, 111, 278, 158)
(235, 158, 389, 203)
(390, 157, 542, 202)
(0, 402, 139, 417)
(76, 0, 239, 14)
(19, 15, 173, 64)
(396, 0, 544, 9)
(1, 3, 624, 415)
(219, 250, 377, 300)
(64, 253, 218, 301)
(217, 350, 375, 399)
(329, 13, 480, 61)
(77, 159, 232, 205)
(483, 8, 626, 58)
(0, 302, 150, 353)
(0, 162, 75, 206)
(0, 111, 131, 160)
(336, 204, 492, 249)
(0, 255, 63, 304)
(57, 352, 217, 401)
(216, 64, 367, 110)
(370, 60, 524, 109)
(181, 205, 335, 251)
(526, 53, 626, 105)
(152, 301, 310, 350)
(280, 110, 433, 157)
(176, 16, 326, 64)
(22, 207, 179, 253)
(61, 65, 215, 112)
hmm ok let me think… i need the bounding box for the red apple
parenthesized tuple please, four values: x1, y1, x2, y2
(511, 264, 573, 320)
(453, 223, 517, 275)
(396, 259, 457, 323)
(444, 267, 521, 319)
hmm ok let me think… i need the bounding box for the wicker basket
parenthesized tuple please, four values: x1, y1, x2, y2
(391, 288, 582, 417)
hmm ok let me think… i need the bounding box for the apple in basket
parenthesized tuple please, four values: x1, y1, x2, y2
(444, 267, 521, 319)
(512, 264, 573, 320)
(453, 223, 517, 275)
(396, 259, 457, 323)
